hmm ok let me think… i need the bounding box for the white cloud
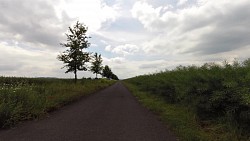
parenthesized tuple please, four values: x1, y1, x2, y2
(55, 0, 120, 32)
(104, 57, 125, 64)
(131, 1, 166, 32)
(177, 0, 188, 6)
(109, 44, 139, 56)
(100, 40, 108, 45)
(105, 45, 112, 51)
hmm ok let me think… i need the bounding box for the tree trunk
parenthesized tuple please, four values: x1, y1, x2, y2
(96, 73, 97, 79)
(74, 69, 77, 83)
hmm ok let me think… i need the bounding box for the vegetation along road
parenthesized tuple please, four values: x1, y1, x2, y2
(0, 82, 177, 141)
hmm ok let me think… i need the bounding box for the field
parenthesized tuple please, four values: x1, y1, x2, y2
(124, 59, 250, 141)
(0, 77, 115, 128)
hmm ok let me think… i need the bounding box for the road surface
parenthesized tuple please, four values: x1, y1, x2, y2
(0, 82, 177, 141)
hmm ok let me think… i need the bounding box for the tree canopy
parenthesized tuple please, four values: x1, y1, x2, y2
(90, 53, 103, 79)
(57, 21, 90, 83)
(58, 21, 119, 82)
(102, 65, 119, 80)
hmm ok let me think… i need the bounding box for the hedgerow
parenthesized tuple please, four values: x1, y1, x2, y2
(126, 59, 250, 139)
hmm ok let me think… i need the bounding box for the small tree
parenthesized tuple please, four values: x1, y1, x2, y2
(58, 21, 90, 83)
(90, 53, 103, 79)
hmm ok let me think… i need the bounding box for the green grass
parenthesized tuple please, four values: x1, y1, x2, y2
(123, 59, 250, 141)
(124, 82, 211, 141)
(0, 77, 115, 128)
(124, 82, 250, 141)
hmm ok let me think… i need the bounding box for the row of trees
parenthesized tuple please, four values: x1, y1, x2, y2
(90, 53, 118, 80)
(57, 21, 118, 83)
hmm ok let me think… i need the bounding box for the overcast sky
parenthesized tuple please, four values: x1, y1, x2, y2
(0, 0, 250, 79)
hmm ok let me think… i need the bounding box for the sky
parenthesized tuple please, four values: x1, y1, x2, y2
(0, 0, 250, 79)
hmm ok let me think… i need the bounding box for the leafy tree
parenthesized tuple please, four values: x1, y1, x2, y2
(102, 65, 119, 80)
(102, 65, 112, 79)
(90, 53, 103, 79)
(111, 73, 119, 80)
(57, 21, 90, 83)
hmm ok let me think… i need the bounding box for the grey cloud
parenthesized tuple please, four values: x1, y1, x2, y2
(190, 28, 250, 54)
(0, 64, 22, 72)
(133, 1, 250, 56)
(139, 61, 168, 70)
(0, 0, 72, 48)
(104, 17, 144, 32)
(189, 2, 250, 55)
(0, 51, 25, 73)
(139, 63, 159, 69)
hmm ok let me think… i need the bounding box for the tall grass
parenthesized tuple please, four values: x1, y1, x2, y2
(0, 77, 115, 128)
(125, 59, 250, 140)
(124, 82, 211, 141)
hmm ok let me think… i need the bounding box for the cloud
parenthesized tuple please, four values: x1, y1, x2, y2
(102, 57, 145, 79)
(0, 0, 122, 78)
(0, 0, 249, 79)
(105, 45, 112, 51)
(0, 64, 22, 72)
(0, 0, 71, 50)
(55, 0, 120, 32)
(104, 57, 125, 64)
(102, 57, 200, 79)
(131, 0, 250, 56)
(177, 0, 188, 6)
(139, 60, 168, 69)
(131, 1, 170, 32)
(0, 42, 67, 77)
(0, 0, 120, 50)
(107, 44, 139, 56)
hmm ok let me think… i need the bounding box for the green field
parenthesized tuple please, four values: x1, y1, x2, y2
(124, 59, 250, 141)
(0, 77, 115, 128)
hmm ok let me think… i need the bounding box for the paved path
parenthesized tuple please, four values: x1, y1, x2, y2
(0, 82, 177, 141)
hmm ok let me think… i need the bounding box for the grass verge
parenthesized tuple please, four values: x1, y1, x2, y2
(0, 78, 115, 128)
(124, 82, 214, 141)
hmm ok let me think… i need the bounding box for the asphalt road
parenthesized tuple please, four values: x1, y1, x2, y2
(0, 82, 177, 141)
